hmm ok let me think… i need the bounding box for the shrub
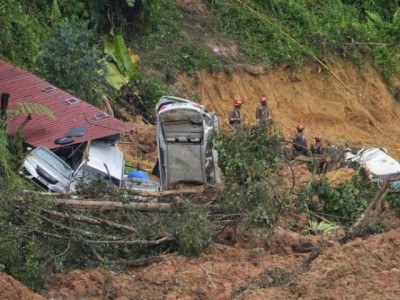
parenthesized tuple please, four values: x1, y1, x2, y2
(219, 180, 286, 228)
(164, 199, 213, 256)
(210, 125, 284, 184)
(315, 176, 377, 225)
(41, 19, 105, 104)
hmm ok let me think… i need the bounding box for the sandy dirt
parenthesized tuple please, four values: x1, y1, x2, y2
(179, 61, 400, 161)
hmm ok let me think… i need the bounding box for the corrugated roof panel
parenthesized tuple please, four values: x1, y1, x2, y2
(0, 60, 131, 149)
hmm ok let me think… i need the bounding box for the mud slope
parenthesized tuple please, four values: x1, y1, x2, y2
(179, 61, 400, 160)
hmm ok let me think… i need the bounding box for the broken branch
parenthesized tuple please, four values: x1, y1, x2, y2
(54, 199, 174, 212)
(42, 209, 138, 233)
(85, 235, 175, 245)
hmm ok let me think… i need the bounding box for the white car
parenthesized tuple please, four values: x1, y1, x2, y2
(154, 96, 220, 189)
(20, 146, 73, 193)
(344, 147, 400, 189)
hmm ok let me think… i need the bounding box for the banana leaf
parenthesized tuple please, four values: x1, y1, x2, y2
(103, 35, 139, 90)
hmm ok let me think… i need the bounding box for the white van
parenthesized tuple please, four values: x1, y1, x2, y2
(154, 96, 220, 189)
(72, 140, 125, 188)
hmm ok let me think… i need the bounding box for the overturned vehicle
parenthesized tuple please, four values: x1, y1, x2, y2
(154, 96, 220, 189)
(344, 147, 400, 190)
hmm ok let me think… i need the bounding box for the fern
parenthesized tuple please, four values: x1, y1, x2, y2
(7, 103, 55, 119)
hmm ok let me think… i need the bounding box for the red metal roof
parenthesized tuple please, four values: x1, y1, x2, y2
(0, 61, 131, 149)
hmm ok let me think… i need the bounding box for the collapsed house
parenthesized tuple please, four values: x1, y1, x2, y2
(0, 60, 160, 192)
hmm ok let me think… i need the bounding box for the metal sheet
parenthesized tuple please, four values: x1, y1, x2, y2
(166, 143, 205, 186)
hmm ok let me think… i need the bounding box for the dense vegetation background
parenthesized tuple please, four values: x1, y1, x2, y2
(2, 0, 400, 102)
(1, 0, 400, 291)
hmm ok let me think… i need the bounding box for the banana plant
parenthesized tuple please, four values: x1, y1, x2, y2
(103, 35, 139, 90)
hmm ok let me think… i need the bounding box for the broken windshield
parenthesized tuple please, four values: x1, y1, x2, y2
(34, 147, 73, 180)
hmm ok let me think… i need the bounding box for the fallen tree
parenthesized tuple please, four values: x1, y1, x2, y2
(53, 199, 224, 213)
(54, 199, 175, 212)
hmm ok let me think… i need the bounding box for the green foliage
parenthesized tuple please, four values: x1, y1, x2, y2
(0, 189, 54, 290)
(0, 237, 44, 290)
(164, 200, 213, 256)
(103, 35, 140, 90)
(211, 0, 400, 80)
(177, 44, 224, 72)
(220, 181, 286, 228)
(125, 0, 135, 8)
(51, 0, 62, 25)
(305, 220, 339, 235)
(386, 191, 400, 215)
(210, 126, 284, 183)
(74, 176, 119, 198)
(0, 0, 46, 69)
(315, 176, 377, 225)
(41, 19, 106, 104)
(0, 123, 14, 182)
(211, 125, 287, 227)
(131, 0, 225, 80)
(127, 76, 169, 114)
(0, 123, 28, 187)
(7, 102, 55, 119)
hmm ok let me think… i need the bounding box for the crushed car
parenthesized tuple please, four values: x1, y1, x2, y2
(154, 95, 220, 189)
(21, 140, 160, 193)
(20, 146, 74, 193)
(344, 147, 400, 190)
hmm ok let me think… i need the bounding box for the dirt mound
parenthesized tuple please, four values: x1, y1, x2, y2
(242, 227, 400, 299)
(119, 118, 157, 170)
(325, 168, 355, 185)
(41, 228, 325, 300)
(0, 273, 44, 300)
(40, 227, 400, 300)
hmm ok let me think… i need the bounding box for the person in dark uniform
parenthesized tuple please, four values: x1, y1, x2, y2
(292, 124, 308, 156)
(229, 99, 244, 133)
(256, 95, 271, 127)
(310, 134, 326, 155)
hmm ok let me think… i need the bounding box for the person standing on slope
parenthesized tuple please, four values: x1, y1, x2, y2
(292, 124, 308, 156)
(229, 99, 244, 133)
(310, 133, 326, 155)
(256, 95, 271, 127)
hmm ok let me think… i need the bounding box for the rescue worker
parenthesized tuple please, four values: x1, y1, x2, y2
(229, 99, 244, 133)
(292, 124, 308, 156)
(310, 134, 325, 155)
(256, 95, 271, 127)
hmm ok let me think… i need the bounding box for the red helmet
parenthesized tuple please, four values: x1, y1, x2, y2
(260, 96, 268, 104)
(234, 99, 243, 107)
(296, 124, 305, 132)
(315, 134, 322, 142)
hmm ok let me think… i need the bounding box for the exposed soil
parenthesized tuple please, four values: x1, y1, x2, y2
(179, 61, 400, 161)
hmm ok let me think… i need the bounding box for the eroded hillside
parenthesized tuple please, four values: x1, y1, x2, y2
(179, 61, 400, 160)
